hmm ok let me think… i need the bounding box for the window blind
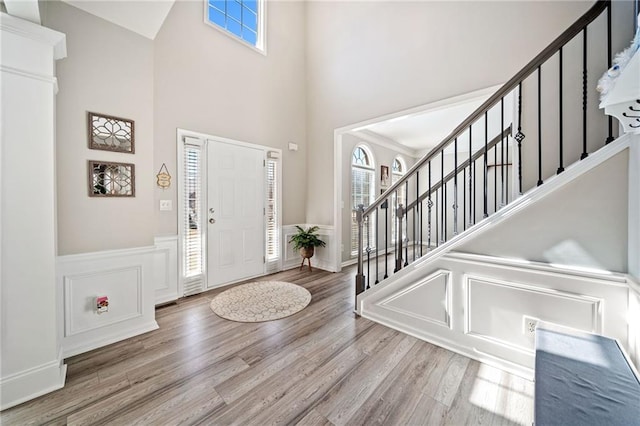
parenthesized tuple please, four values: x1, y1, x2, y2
(351, 166, 375, 255)
(266, 158, 279, 271)
(182, 142, 204, 296)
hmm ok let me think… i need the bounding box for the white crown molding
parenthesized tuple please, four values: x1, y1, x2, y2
(0, 12, 66, 59)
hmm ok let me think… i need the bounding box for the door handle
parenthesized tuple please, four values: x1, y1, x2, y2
(209, 218, 216, 224)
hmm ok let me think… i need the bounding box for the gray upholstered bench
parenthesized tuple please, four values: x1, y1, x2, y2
(534, 323, 640, 425)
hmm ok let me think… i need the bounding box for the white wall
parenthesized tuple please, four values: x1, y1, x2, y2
(153, 0, 307, 236)
(306, 1, 594, 226)
(458, 149, 629, 273)
(42, 0, 155, 255)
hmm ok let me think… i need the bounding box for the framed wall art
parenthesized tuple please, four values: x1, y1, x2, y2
(88, 160, 135, 197)
(88, 111, 135, 153)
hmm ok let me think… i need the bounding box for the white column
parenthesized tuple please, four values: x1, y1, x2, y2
(0, 12, 67, 409)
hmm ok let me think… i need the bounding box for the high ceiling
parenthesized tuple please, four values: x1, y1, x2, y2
(355, 94, 490, 155)
(60, 0, 175, 39)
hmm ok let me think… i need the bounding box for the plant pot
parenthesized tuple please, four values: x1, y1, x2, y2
(300, 247, 314, 259)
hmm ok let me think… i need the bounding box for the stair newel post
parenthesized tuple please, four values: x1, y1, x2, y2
(382, 198, 389, 279)
(366, 214, 371, 290)
(355, 204, 365, 301)
(394, 203, 404, 272)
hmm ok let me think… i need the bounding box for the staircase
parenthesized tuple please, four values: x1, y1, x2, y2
(354, 0, 640, 377)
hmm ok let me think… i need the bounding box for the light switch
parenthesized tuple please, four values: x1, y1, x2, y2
(160, 200, 172, 211)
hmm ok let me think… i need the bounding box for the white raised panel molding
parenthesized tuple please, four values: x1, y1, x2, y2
(379, 270, 452, 329)
(360, 252, 632, 378)
(283, 224, 337, 272)
(154, 235, 179, 305)
(57, 246, 159, 358)
(0, 13, 67, 410)
(465, 275, 602, 354)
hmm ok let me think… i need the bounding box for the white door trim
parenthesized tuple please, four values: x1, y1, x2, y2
(176, 128, 282, 294)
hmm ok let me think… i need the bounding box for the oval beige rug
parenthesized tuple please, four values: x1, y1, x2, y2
(210, 281, 312, 322)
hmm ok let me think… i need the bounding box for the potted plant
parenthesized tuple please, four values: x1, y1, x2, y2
(289, 225, 326, 271)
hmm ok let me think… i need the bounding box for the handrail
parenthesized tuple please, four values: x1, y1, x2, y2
(364, 0, 609, 217)
(405, 126, 512, 212)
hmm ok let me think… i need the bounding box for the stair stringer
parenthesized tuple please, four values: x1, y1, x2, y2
(357, 133, 637, 378)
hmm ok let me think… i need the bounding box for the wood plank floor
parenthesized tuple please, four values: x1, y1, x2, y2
(1, 266, 534, 425)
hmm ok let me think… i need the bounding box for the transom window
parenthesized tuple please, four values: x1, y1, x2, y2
(351, 146, 376, 256)
(206, 0, 264, 51)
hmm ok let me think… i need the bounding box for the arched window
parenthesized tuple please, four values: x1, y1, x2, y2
(351, 145, 375, 255)
(391, 156, 406, 243)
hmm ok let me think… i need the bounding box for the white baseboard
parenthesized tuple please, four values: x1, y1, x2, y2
(57, 245, 159, 358)
(0, 347, 67, 411)
(63, 321, 159, 358)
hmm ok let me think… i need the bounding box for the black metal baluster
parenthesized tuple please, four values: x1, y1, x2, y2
(428, 161, 432, 251)
(558, 47, 565, 174)
(581, 27, 589, 159)
(484, 112, 489, 217)
(454, 137, 458, 236)
(494, 132, 497, 213)
(501, 97, 505, 207)
(404, 181, 408, 266)
(605, 2, 614, 144)
(463, 168, 467, 231)
(415, 171, 419, 261)
(383, 199, 388, 279)
(435, 187, 439, 247)
(537, 66, 544, 186)
(468, 125, 474, 225)
(515, 82, 525, 195)
(419, 199, 423, 257)
(374, 208, 379, 284)
(366, 215, 370, 290)
(417, 171, 422, 258)
(441, 151, 446, 243)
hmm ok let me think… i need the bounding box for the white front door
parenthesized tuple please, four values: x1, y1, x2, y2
(207, 140, 265, 288)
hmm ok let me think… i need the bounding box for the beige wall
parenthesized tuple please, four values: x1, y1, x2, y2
(153, 0, 307, 236)
(305, 1, 594, 225)
(43, 1, 155, 255)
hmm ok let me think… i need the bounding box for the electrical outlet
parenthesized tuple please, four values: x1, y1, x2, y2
(523, 315, 539, 336)
(160, 200, 172, 211)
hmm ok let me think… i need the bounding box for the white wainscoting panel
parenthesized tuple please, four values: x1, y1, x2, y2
(57, 246, 159, 358)
(379, 270, 451, 329)
(360, 252, 631, 378)
(283, 225, 336, 272)
(465, 275, 601, 354)
(153, 235, 179, 304)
